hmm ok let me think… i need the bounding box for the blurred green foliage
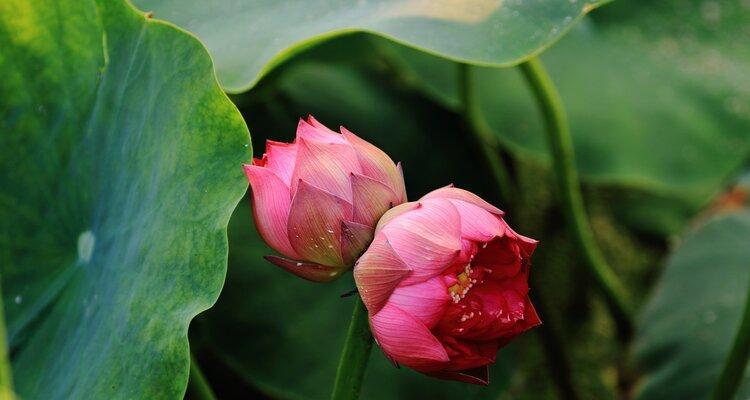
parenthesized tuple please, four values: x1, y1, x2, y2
(1, 0, 749, 399)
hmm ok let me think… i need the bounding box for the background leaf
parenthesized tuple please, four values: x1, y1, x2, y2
(0, 0, 251, 398)
(133, 0, 607, 92)
(369, 0, 750, 235)
(632, 210, 750, 399)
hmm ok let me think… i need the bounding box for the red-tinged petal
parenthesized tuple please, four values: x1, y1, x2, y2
(497, 297, 542, 347)
(439, 336, 499, 371)
(291, 137, 361, 202)
(370, 303, 449, 372)
(296, 118, 347, 144)
(420, 186, 504, 216)
(341, 220, 374, 266)
(474, 236, 522, 280)
(389, 277, 451, 329)
(264, 255, 344, 282)
(523, 298, 542, 328)
(382, 199, 462, 284)
(351, 173, 399, 227)
(252, 156, 266, 167)
(448, 199, 506, 242)
(341, 126, 405, 201)
(504, 222, 539, 258)
(459, 280, 530, 341)
(375, 202, 421, 234)
(243, 164, 298, 258)
(428, 366, 489, 386)
(263, 140, 297, 186)
(354, 236, 411, 313)
(456, 239, 478, 264)
(287, 180, 352, 267)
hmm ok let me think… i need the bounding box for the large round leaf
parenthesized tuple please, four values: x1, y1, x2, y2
(632, 210, 750, 399)
(473, 9, 750, 208)
(0, 0, 251, 398)
(132, 0, 607, 92)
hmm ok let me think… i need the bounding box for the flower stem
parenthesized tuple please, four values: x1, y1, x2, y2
(0, 282, 14, 400)
(458, 63, 513, 208)
(188, 353, 217, 400)
(518, 57, 634, 339)
(331, 297, 373, 400)
(710, 276, 750, 400)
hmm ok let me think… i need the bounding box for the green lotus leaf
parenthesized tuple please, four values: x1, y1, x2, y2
(132, 0, 607, 92)
(369, 0, 750, 234)
(0, 0, 251, 398)
(632, 210, 750, 399)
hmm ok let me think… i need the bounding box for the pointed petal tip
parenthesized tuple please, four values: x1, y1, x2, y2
(263, 255, 344, 282)
(421, 186, 504, 216)
(430, 366, 490, 386)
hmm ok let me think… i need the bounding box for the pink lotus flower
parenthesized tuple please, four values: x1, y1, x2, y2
(243, 116, 407, 281)
(353, 186, 540, 384)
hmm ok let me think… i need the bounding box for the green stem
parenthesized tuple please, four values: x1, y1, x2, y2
(188, 353, 217, 400)
(518, 57, 634, 339)
(331, 298, 373, 400)
(710, 277, 750, 400)
(458, 63, 513, 207)
(0, 281, 14, 400)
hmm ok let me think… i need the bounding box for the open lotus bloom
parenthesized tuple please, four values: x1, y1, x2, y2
(243, 116, 407, 282)
(353, 186, 541, 384)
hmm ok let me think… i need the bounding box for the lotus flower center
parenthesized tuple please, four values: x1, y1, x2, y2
(448, 264, 478, 303)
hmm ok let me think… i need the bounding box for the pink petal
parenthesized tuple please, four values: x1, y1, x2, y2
(263, 140, 297, 186)
(295, 117, 347, 144)
(341, 127, 405, 203)
(370, 302, 449, 372)
(291, 137, 361, 202)
(243, 164, 298, 258)
(351, 173, 399, 227)
(504, 221, 539, 258)
(353, 236, 411, 313)
(340, 220, 374, 266)
(287, 180, 352, 266)
(420, 186, 504, 216)
(389, 277, 451, 328)
(448, 199, 506, 242)
(306, 115, 341, 136)
(382, 198, 462, 284)
(264, 255, 344, 282)
(456, 239, 478, 264)
(375, 202, 421, 234)
(396, 162, 408, 202)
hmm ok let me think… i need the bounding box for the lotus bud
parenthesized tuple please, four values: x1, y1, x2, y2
(243, 116, 406, 281)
